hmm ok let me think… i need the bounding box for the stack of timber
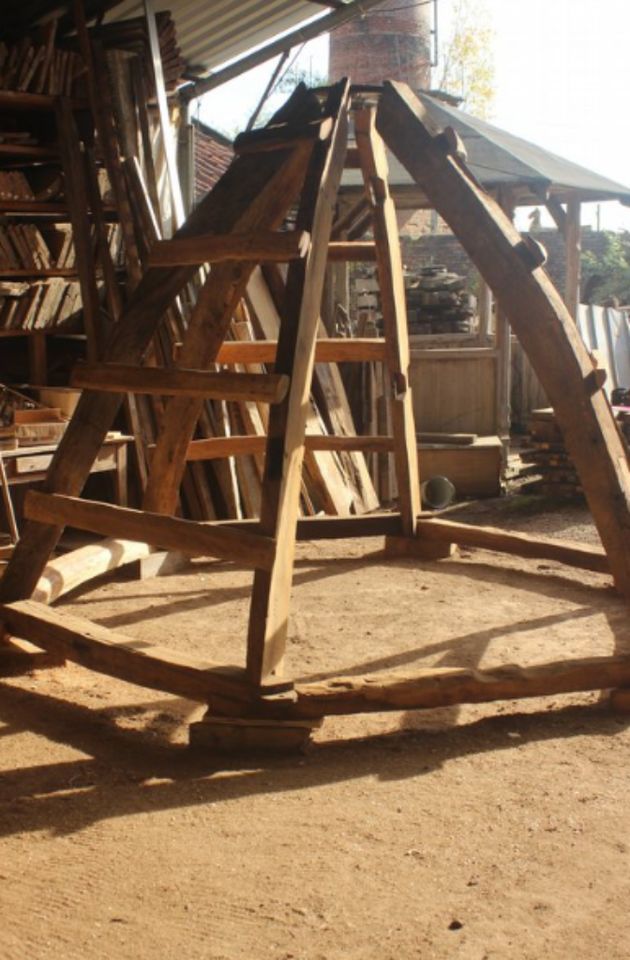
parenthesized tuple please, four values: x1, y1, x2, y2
(523, 408, 583, 498)
(405, 264, 477, 335)
(87, 13, 185, 94)
(0, 24, 84, 96)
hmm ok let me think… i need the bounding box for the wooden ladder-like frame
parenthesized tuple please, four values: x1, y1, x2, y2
(1, 80, 629, 751)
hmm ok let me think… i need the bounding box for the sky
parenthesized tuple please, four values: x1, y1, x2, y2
(197, 0, 630, 231)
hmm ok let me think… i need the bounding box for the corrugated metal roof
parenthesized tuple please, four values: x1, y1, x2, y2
(106, 0, 330, 75)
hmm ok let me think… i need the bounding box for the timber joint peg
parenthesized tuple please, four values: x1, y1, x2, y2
(433, 127, 468, 162)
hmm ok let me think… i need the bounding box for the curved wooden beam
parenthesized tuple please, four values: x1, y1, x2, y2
(33, 538, 152, 605)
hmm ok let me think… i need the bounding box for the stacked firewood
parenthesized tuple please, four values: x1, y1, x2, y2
(522, 409, 583, 498)
(405, 264, 476, 336)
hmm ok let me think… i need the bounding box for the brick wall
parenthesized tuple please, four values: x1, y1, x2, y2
(329, 0, 432, 88)
(192, 120, 233, 203)
(401, 227, 610, 296)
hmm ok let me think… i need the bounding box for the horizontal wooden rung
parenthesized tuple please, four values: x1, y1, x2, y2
(147, 230, 310, 267)
(215, 337, 388, 365)
(0, 599, 253, 702)
(182, 434, 395, 461)
(24, 492, 277, 571)
(415, 518, 609, 574)
(70, 363, 289, 404)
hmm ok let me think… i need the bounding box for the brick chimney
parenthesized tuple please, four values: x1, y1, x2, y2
(329, 0, 432, 89)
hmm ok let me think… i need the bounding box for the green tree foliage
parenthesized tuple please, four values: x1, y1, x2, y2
(581, 231, 630, 305)
(436, 0, 495, 119)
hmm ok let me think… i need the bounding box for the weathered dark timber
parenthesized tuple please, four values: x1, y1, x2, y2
(377, 80, 630, 598)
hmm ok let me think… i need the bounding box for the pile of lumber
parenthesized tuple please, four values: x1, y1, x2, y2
(405, 264, 476, 335)
(522, 408, 583, 498)
(0, 24, 84, 96)
(88, 13, 185, 94)
(0, 224, 122, 331)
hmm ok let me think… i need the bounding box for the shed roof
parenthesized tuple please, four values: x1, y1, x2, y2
(420, 93, 630, 205)
(344, 91, 630, 208)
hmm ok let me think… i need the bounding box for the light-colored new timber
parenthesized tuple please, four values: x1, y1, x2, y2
(25, 492, 275, 570)
(33, 538, 153, 605)
(377, 80, 630, 599)
(216, 338, 388, 365)
(147, 229, 310, 267)
(71, 364, 289, 404)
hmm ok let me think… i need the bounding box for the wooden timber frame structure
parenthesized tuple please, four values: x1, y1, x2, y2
(1, 79, 630, 750)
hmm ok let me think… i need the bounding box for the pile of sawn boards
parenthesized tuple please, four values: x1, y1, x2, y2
(522, 408, 583, 499)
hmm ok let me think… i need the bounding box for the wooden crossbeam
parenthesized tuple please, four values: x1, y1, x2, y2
(263, 655, 630, 719)
(147, 230, 310, 268)
(24, 492, 276, 570)
(182, 434, 394, 461)
(233, 116, 334, 154)
(0, 600, 254, 701)
(416, 518, 609, 574)
(215, 338, 387, 364)
(377, 80, 630, 599)
(70, 364, 289, 404)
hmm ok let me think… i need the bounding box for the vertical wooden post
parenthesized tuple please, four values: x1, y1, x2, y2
(245, 82, 351, 687)
(477, 276, 493, 345)
(354, 107, 421, 534)
(55, 99, 102, 361)
(564, 196, 582, 322)
(144, 0, 185, 231)
(495, 191, 514, 446)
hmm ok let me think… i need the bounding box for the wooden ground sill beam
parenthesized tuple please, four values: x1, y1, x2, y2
(147, 229, 310, 268)
(416, 518, 609, 574)
(70, 364, 289, 404)
(215, 338, 388, 364)
(0, 600, 253, 702)
(182, 434, 395, 460)
(25, 492, 276, 570)
(253, 655, 630, 719)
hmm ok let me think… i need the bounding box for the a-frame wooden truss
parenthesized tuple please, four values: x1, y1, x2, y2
(1, 79, 629, 748)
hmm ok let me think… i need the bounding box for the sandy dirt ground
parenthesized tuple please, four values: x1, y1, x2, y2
(1, 499, 629, 960)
